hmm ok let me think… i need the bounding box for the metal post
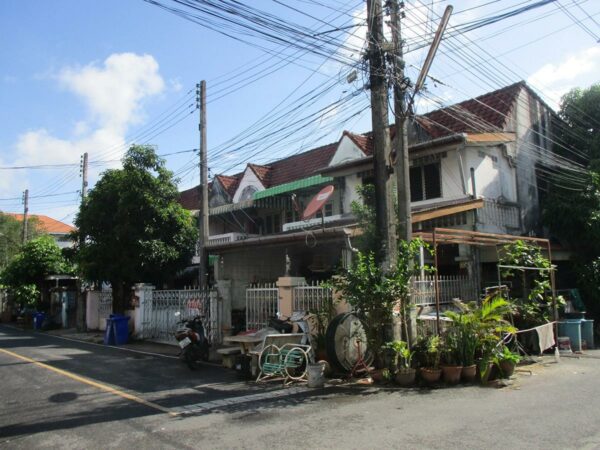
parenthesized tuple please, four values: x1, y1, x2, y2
(433, 229, 441, 335)
(21, 189, 29, 244)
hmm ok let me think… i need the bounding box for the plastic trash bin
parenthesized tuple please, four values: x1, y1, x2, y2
(558, 320, 583, 352)
(33, 312, 46, 330)
(581, 319, 594, 350)
(104, 317, 116, 345)
(110, 314, 130, 345)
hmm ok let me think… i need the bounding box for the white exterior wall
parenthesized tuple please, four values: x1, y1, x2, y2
(329, 135, 365, 166)
(342, 173, 362, 213)
(464, 145, 517, 202)
(216, 246, 285, 310)
(232, 167, 265, 203)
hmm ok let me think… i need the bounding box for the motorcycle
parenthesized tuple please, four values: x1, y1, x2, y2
(174, 312, 210, 370)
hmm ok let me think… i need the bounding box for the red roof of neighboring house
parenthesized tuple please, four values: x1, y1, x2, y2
(415, 82, 524, 138)
(265, 141, 338, 187)
(178, 186, 200, 210)
(5, 213, 75, 234)
(215, 174, 241, 198)
(344, 131, 373, 156)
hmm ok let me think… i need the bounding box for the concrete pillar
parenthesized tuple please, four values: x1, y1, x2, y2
(276, 276, 306, 317)
(133, 283, 154, 339)
(216, 279, 232, 337)
(85, 291, 100, 330)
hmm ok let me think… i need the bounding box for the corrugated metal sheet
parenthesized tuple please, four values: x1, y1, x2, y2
(253, 175, 333, 200)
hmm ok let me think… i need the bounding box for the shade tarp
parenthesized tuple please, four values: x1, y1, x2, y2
(253, 175, 333, 200)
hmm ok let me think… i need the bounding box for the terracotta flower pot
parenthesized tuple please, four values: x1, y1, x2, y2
(370, 369, 387, 383)
(420, 367, 442, 384)
(395, 368, 416, 386)
(461, 364, 477, 382)
(441, 365, 463, 385)
(498, 360, 516, 378)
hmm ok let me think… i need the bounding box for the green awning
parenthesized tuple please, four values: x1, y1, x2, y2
(253, 175, 333, 200)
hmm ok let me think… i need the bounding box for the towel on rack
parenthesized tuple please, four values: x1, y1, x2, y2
(536, 322, 555, 354)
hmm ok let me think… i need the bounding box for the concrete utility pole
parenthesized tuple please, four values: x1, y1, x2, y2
(366, 0, 396, 269)
(390, 0, 412, 243)
(78, 152, 89, 331)
(21, 189, 29, 244)
(197, 81, 209, 288)
(81, 152, 89, 201)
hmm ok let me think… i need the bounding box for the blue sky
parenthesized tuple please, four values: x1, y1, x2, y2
(1, 0, 599, 224)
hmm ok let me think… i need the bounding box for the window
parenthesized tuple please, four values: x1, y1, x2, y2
(239, 185, 258, 201)
(410, 163, 441, 202)
(264, 214, 281, 234)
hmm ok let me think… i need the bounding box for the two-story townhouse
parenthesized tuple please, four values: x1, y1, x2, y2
(178, 81, 569, 314)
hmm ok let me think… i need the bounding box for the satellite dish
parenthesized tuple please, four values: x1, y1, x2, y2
(302, 185, 335, 221)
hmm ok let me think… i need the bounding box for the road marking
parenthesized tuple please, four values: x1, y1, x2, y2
(0, 347, 178, 416)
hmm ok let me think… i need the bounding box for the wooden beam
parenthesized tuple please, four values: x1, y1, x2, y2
(411, 199, 484, 223)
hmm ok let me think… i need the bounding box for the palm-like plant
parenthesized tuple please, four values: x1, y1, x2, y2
(445, 294, 516, 378)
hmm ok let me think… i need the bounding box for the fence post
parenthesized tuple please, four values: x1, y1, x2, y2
(85, 290, 101, 330)
(276, 276, 305, 317)
(133, 283, 154, 339)
(216, 280, 232, 337)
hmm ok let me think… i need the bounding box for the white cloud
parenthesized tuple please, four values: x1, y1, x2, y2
(58, 53, 164, 132)
(5, 53, 165, 206)
(528, 47, 600, 109)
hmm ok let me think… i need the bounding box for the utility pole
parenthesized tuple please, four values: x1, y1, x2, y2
(81, 152, 89, 201)
(391, 2, 452, 243)
(390, 0, 411, 243)
(197, 81, 209, 288)
(366, 0, 396, 269)
(21, 189, 29, 244)
(78, 152, 89, 331)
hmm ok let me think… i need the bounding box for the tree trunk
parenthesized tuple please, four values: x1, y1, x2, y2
(111, 280, 129, 315)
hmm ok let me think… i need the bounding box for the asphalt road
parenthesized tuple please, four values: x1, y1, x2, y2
(2, 324, 600, 449)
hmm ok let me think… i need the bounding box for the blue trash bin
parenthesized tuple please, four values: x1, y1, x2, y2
(33, 312, 46, 330)
(558, 320, 583, 352)
(581, 319, 595, 350)
(104, 317, 116, 345)
(110, 314, 130, 345)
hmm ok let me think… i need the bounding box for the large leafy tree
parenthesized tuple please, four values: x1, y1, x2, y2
(544, 84, 600, 315)
(1, 235, 73, 306)
(74, 145, 197, 313)
(0, 213, 43, 271)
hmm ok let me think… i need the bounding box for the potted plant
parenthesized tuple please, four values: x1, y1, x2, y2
(494, 345, 521, 378)
(384, 340, 416, 386)
(440, 330, 463, 385)
(418, 335, 442, 384)
(444, 305, 478, 382)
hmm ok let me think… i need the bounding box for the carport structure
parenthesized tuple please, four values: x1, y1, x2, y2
(412, 227, 558, 335)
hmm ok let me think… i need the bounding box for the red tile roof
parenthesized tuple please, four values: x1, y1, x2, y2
(178, 186, 200, 210)
(265, 141, 338, 187)
(215, 174, 241, 198)
(415, 82, 524, 138)
(343, 131, 373, 156)
(5, 213, 75, 234)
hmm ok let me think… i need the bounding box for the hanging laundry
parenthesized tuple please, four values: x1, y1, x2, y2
(536, 322, 555, 354)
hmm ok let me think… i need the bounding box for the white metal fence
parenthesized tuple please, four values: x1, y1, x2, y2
(139, 288, 220, 345)
(411, 275, 479, 306)
(292, 282, 333, 313)
(246, 283, 279, 331)
(99, 289, 113, 320)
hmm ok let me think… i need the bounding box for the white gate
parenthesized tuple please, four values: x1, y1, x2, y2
(292, 282, 333, 313)
(99, 289, 113, 321)
(139, 288, 220, 345)
(411, 275, 479, 306)
(246, 283, 279, 331)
